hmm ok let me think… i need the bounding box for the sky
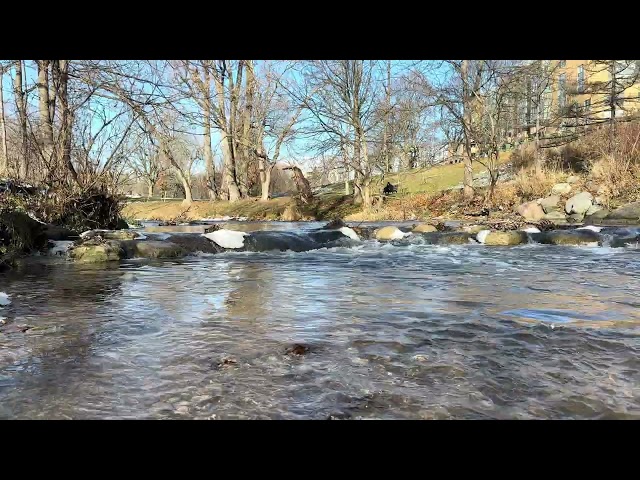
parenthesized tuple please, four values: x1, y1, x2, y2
(0, 60, 448, 174)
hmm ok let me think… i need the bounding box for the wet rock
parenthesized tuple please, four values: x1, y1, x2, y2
(565, 192, 593, 215)
(531, 229, 600, 246)
(120, 240, 186, 259)
(418, 231, 474, 245)
(375, 226, 406, 241)
(604, 201, 640, 222)
(284, 344, 310, 356)
(323, 218, 346, 230)
(102, 230, 143, 240)
(517, 201, 545, 222)
(69, 241, 125, 263)
(350, 226, 377, 240)
(213, 357, 237, 371)
(166, 235, 225, 254)
(483, 230, 528, 246)
(551, 183, 572, 195)
(609, 235, 640, 248)
(412, 224, 437, 233)
(538, 195, 561, 213)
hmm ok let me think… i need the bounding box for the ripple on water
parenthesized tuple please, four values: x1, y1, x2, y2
(1, 228, 640, 419)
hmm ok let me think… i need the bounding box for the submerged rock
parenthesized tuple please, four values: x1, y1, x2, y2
(284, 344, 310, 356)
(530, 230, 600, 246)
(483, 230, 528, 246)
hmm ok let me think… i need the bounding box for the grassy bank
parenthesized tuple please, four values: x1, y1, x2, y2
(122, 153, 513, 222)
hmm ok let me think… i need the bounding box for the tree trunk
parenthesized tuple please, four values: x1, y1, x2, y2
(259, 160, 273, 202)
(12, 60, 27, 179)
(37, 60, 55, 168)
(147, 180, 154, 198)
(55, 60, 79, 186)
(213, 65, 241, 202)
(0, 69, 8, 176)
(239, 60, 255, 197)
(461, 60, 475, 200)
(534, 111, 542, 174)
(180, 173, 193, 205)
(202, 63, 217, 201)
(359, 131, 373, 209)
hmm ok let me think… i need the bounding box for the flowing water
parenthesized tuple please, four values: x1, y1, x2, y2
(1, 221, 639, 419)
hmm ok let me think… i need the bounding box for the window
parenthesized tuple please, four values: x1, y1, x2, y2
(558, 74, 567, 109)
(559, 60, 566, 68)
(577, 65, 585, 92)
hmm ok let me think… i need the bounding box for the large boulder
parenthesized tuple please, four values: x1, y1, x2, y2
(121, 240, 186, 259)
(166, 235, 226, 254)
(482, 230, 528, 246)
(412, 224, 437, 233)
(69, 241, 125, 263)
(605, 201, 640, 222)
(375, 226, 406, 241)
(517, 201, 545, 222)
(0, 211, 48, 253)
(551, 183, 572, 195)
(537, 196, 561, 213)
(583, 208, 610, 224)
(585, 204, 603, 216)
(565, 192, 593, 215)
(530, 230, 600, 246)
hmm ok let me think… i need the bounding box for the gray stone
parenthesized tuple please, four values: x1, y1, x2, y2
(531, 230, 601, 246)
(120, 240, 187, 259)
(565, 191, 593, 215)
(585, 204, 603, 216)
(538, 195, 561, 213)
(517, 201, 545, 222)
(566, 175, 580, 184)
(543, 211, 568, 223)
(69, 241, 125, 263)
(483, 230, 528, 246)
(605, 201, 640, 222)
(551, 183, 572, 195)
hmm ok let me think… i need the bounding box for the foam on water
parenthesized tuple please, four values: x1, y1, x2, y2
(0, 292, 10, 306)
(48, 240, 74, 256)
(476, 230, 491, 244)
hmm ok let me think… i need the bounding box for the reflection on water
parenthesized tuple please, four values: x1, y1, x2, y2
(1, 228, 640, 419)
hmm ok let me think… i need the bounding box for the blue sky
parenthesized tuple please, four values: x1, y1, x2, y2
(1, 60, 447, 173)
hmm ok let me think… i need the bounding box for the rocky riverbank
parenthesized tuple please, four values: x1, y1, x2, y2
(37, 218, 640, 265)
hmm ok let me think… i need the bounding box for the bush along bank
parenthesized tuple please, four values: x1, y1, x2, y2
(0, 183, 129, 270)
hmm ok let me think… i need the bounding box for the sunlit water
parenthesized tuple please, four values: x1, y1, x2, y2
(1, 222, 639, 419)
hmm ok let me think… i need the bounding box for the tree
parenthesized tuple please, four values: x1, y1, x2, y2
(294, 60, 383, 209)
